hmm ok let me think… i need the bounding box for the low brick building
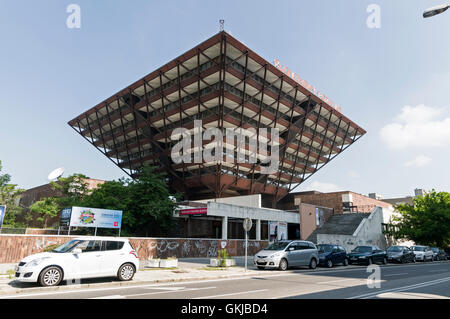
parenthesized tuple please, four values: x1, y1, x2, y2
(291, 190, 392, 214)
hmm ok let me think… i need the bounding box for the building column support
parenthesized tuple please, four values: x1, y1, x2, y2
(256, 219, 261, 240)
(222, 216, 228, 240)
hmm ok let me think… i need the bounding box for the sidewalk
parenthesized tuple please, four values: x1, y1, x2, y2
(0, 257, 271, 296)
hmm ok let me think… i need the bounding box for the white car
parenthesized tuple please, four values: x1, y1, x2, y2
(14, 237, 140, 286)
(411, 245, 434, 262)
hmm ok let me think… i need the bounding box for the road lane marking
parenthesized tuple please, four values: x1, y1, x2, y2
(193, 289, 268, 299)
(318, 278, 364, 285)
(145, 286, 186, 291)
(348, 276, 450, 299)
(123, 286, 216, 298)
(376, 292, 449, 299)
(383, 273, 408, 277)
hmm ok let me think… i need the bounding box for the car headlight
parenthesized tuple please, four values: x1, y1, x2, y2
(26, 257, 50, 267)
(270, 252, 283, 258)
(359, 256, 367, 259)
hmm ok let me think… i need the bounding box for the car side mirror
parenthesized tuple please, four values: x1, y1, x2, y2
(72, 248, 82, 254)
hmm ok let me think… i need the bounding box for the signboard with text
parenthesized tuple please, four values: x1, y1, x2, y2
(179, 208, 207, 216)
(68, 206, 122, 229)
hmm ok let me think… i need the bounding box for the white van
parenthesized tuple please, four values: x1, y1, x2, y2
(14, 237, 139, 286)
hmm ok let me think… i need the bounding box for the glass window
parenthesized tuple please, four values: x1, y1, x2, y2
(317, 245, 332, 253)
(75, 240, 101, 252)
(351, 246, 372, 253)
(264, 242, 290, 251)
(102, 241, 125, 251)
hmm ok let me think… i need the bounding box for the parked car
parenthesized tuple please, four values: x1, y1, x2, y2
(253, 240, 319, 271)
(317, 244, 348, 268)
(446, 248, 450, 260)
(386, 246, 415, 263)
(347, 246, 387, 265)
(14, 237, 139, 286)
(411, 245, 434, 262)
(431, 248, 447, 261)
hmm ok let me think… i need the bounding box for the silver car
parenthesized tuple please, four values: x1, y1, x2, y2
(253, 240, 319, 271)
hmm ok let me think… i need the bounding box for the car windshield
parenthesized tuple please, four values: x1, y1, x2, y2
(431, 248, 439, 253)
(351, 246, 372, 253)
(317, 245, 333, 253)
(412, 246, 425, 252)
(264, 242, 290, 251)
(52, 240, 84, 253)
(387, 246, 403, 252)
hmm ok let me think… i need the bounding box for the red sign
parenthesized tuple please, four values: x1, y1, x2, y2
(114, 222, 118, 226)
(273, 59, 342, 112)
(179, 208, 207, 216)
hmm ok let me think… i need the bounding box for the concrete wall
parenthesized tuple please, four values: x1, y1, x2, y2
(0, 234, 269, 263)
(316, 207, 388, 251)
(299, 204, 316, 240)
(194, 194, 261, 208)
(207, 202, 299, 223)
(299, 203, 334, 240)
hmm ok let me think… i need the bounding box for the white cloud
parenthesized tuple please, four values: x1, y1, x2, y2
(304, 181, 342, 193)
(404, 155, 432, 168)
(380, 104, 450, 149)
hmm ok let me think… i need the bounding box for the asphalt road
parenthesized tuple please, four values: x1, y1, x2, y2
(1, 261, 449, 299)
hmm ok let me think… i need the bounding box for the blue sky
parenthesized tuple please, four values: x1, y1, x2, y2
(0, 0, 449, 198)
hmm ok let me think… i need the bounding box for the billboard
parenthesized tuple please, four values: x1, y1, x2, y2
(269, 221, 288, 242)
(68, 207, 122, 229)
(0, 205, 6, 228)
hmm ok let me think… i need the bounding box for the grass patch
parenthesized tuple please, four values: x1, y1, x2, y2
(197, 266, 237, 271)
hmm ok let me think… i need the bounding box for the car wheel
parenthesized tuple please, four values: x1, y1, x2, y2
(309, 258, 317, 269)
(117, 263, 135, 281)
(279, 258, 288, 271)
(343, 258, 349, 266)
(401, 257, 406, 264)
(327, 259, 333, 268)
(39, 266, 63, 287)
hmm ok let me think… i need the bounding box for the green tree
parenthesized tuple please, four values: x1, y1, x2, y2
(126, 166, 179, 236)
(30, 197, 60, 228)
(0, 160, 25, 227)
(389, 190, 450, 248)
(79, 166, 179, 236)
(50, 173, 90, 207)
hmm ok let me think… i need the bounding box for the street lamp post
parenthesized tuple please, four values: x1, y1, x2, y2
(423, 3, 449, 18)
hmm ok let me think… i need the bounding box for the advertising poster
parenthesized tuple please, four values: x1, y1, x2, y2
(278, 221, 288, 241)
(269, 221, 278, 242)
(0, 205, 6, 229)
(69, 206, 122, 229)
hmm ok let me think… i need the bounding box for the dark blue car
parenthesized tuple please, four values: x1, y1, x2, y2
(317, 244, 349, 268)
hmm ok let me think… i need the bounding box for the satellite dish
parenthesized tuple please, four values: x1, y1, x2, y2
(48, 167, 65, 181)
(423, 4, 449, 18)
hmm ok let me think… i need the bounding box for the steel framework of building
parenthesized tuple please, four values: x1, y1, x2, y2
(68, 31, 366, 206)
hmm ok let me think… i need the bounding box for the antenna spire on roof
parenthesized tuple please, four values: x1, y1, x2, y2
(219, 19, 225, 32)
